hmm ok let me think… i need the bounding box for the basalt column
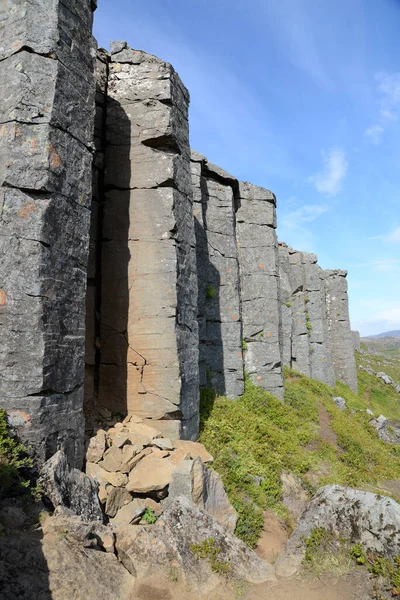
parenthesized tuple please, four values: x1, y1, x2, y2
(236, 183, 283, 399)
(99, 44, 199, 439)
(191, 153, 244, 399)
(0, 0, 96, 465)
(325, 270, 358, 393)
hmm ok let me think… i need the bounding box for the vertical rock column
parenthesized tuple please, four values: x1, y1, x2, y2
(191, 154, 244, 398)
(302, 254, 336, 386)
(325, 270, 358, 393)
(99, 44, 199, 439)
(287, 249, 311, 377)
(236, 183, 283, 399)
(84, 49, 109, 420)
(0, 0, 96, 465)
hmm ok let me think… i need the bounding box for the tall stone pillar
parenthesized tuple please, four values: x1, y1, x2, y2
(325, 270, 358, 393)
(99, 44, 199, 440)
(236, 183, 283, 399)
(0, 0, 96, 466)
(191, 153, 244, 399)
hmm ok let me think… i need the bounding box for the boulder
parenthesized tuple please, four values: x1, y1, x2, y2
(377, 372, 392, 384)
(98, 446, 123, 472)
(370, 416, 400, 445)
(172, 440, 213, 463)
(126, 456, 175, 494)
(115, 496, 276, 590)
(275, 485, 400, 578)
(85, 429, 107, 463)
(105, 487, 132, 518)
(164, 457, 238, 530)
(85, 462, 127, 488)
(42, 514, 115, 553)
(39, 450, 103, 522)
(110, 497, 162, 528)
(332, 396, 346, 410)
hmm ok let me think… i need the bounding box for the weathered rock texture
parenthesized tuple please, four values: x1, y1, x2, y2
(1, 23, 358, 463)
(0, 0, 97, 466)
(352, 330, 361, 351)
(278, 244, 357, 392)
(275, 485, 400, 578)
(97, 44, 199, 440)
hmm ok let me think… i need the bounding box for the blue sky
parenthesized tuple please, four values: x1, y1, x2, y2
(94, 0, 400, 336)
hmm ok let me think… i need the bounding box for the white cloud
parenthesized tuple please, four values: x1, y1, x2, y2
(376, 72, 400, 119)
(348, 258, 400, 272)
(364, 124, 384, 145)
(282, 204, 330, 228)
(383, 227, 400, 243)
(365, 72, 400, 144)
(309, 149, 348, 195)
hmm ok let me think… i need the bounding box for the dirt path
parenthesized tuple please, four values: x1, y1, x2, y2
(134, 568, 374, 600)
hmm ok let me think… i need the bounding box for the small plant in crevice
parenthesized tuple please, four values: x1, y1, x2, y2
(242, 340, 248, 351)
(305, 297, 310, 303)
(141, 507, 157, 524)
(205, 285, 217, 300)
(285, 302, 292, 308)
(190, 537, 230, 575)
(303, 527, 351, 577)
(0, 409, 39, 501)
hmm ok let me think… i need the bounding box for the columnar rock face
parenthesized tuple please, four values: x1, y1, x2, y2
(352, 330, 361, 351)
(236, 183, 283, 398)
(191, 155, 284, 399)
(278, 244, 357, 391)
(0, 0, 96, 466)
(98, 44, 199, 440)
(325, 271, 358, 393)
(191, 153, 244, 398)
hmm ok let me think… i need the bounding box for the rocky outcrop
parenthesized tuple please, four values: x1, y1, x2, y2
(352, 330, 361, 351)
(97, 44, 199, 440)
(83, 415, 238, 530)
(0, 0, 97, 466)
(275, 485, 400, 578)
(1, 21, 359, 466)
(116, 496, 276, 591)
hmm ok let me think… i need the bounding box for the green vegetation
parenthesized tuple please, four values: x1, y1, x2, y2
(190, 538, 230, 574)
(0, 409, 38, 501)
(304, 297, 310, 303)
(141, 507, 157, 524)
(285, 302, 292, 308)
(205, 285, 217, 300)
(303, 527, 351, 577)
(350, 545, 400, 597)
(242, 340, 248, 351)
(305, 312, 312, 335)
(199, 365, 400, 547)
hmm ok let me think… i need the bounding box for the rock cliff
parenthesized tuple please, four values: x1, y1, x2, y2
(0, 14, 358, 463)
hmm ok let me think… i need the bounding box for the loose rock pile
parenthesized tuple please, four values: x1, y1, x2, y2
(84, 415, 238, 530)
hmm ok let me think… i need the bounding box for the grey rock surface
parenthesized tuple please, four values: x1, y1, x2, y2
(39, 449, 103, 522)
(237, 182, 283, 399)
(116, 496, 276, 589)
(325, 270, 358, 393)
(352, 330, 361, 351)
(0, 0, 96, 467)
(98, 44, 199, 439)
(191, 154, 244, 398)
(275, 485, 400, 578)
(332, 396, 347, 410)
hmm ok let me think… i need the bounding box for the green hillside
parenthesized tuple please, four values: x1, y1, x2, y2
(199, 361, 400, 548)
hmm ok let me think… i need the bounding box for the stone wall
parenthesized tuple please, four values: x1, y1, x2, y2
(0, 0, 96, 466)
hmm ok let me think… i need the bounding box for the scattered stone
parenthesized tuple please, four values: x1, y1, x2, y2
(366, 409, 374, 416)
(152, 438, 174, 451)
(110, 499, 146, 528)
(125, 422, 162, 440)
(121, 447, 152, 473)
(39, 449, 103, 522)
(377, 372, 392, 384)
(86, 429, 107, 463)
(126, 456, 175, 494)
(168, 449, 191, 464)
(99, 446, 123, 472)
(275, 485, 400, 578)
(172, 440, 213, 463)
(332, 396, 347, 410)
(105, 487, 132, 518)
(110, 432, 130, 448)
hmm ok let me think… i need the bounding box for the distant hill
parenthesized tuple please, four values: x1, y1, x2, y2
(364, 330, 400, 339)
